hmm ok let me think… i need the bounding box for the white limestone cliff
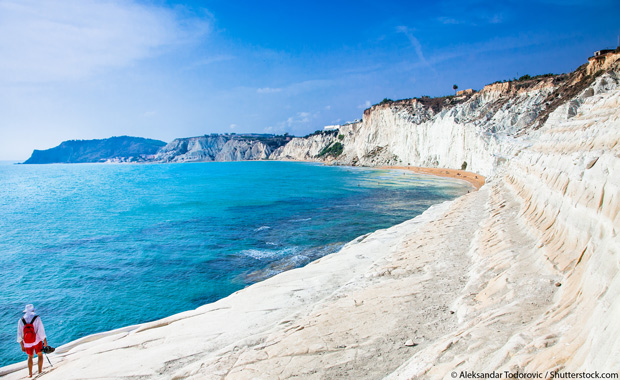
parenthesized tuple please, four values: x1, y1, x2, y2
(388, 55, 620, 377)
(270, 58, 608, 179)
(155, 135, 281, 163)
(269, 132, 337, 161)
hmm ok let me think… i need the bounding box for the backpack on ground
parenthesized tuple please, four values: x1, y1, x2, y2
(22, 315, 38, 344)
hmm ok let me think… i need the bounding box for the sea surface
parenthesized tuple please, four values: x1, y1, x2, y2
(0, 161, 470, 366)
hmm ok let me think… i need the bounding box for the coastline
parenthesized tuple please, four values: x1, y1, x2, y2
(0, 165, 473, 379)
(381, 165, 486, 190)
(1, 195, 467, 379)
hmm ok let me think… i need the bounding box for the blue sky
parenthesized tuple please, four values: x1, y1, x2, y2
(0, 0, 618, 160)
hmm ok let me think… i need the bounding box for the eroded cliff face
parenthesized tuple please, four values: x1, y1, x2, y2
(269, 132, 337, 161)
(272, 54, 616, 180)
(271, 82, 560, 175)
(386, 53, 620, 377)
(499, 69, 620, 372)
(154, 135, 284, 163)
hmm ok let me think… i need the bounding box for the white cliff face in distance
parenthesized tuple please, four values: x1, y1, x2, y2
(154, 134, 284, 163)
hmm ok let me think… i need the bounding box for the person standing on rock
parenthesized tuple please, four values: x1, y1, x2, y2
(17, 304, 48, 378)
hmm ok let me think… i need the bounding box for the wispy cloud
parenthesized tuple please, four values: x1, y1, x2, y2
(390, 30, 576, 77)
(438, 17, 462, 25)
(185, 54, 235, 70)
(437, 13, 503, 26)
(434, 0, 508, 26)
(285, 111, 313, 126)
(357, 100, 371, 109)
(257, 87, 282, 94)
(0, 0, 209, 83)
(256, 79, 333, 96)
(487, 13, 503, 24)
(266, 110, 321, 134)
(396, 26, 436, 73)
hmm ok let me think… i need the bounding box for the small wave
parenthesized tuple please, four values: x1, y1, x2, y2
(254, 226, 271, 232)
(242, 249, 277, 260)
(241, 246, 299, 260)
(241, 254, 311, 283)
(291, 217, 312, 222)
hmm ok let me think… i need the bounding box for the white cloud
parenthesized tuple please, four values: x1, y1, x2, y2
(487, 13, 503, 24)
(266, 111, 319, 134)
(287, 79, 333, 94)
(396, 26, 436, 73)
(0, 0, 209, 83)
(358, 100, 371, 109)
(255, 79, 332, 95)
(438, 17, 461, 25)
(185, 54, 235, 70)
(297, 112, 311, 122)
(257, 87, 282, 94)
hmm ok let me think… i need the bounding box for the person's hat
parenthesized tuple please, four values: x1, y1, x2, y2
(23, 304, 35, 313)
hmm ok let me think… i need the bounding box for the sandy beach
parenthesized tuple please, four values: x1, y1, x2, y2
(381, 166, 486, 190)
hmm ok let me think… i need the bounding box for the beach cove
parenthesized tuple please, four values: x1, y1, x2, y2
(0, 162, 472, 375)
(2, 168, 485, 379)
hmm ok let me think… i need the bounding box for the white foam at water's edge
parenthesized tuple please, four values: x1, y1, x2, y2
(241, 247, 300, 260)
(291, 217, 312, 222)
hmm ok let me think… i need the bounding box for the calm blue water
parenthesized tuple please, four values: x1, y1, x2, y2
(0, 161, 469, 366)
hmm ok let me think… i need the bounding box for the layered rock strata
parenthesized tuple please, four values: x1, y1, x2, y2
(271, 55, 615, 180)
(154, 134, 290, 163)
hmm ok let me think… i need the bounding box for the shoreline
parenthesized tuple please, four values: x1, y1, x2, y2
(0, 163, 472, 378)
(380, 165, 486, 190)
(2, 194, 470, 379)
(8, 159, 486, 192)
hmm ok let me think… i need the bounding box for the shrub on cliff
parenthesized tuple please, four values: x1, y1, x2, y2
(303, 130, 338, 138)
(317, 142, 344, 158)
(518, 74, 532, 81)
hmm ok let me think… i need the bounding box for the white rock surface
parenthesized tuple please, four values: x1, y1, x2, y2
(155, 135, 275, 163)
(269, 133, 337, 161)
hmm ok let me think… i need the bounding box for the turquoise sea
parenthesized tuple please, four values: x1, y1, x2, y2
(0, 161, 470, 366)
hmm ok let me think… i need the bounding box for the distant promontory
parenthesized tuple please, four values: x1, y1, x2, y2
(23, 136, 167, 164)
